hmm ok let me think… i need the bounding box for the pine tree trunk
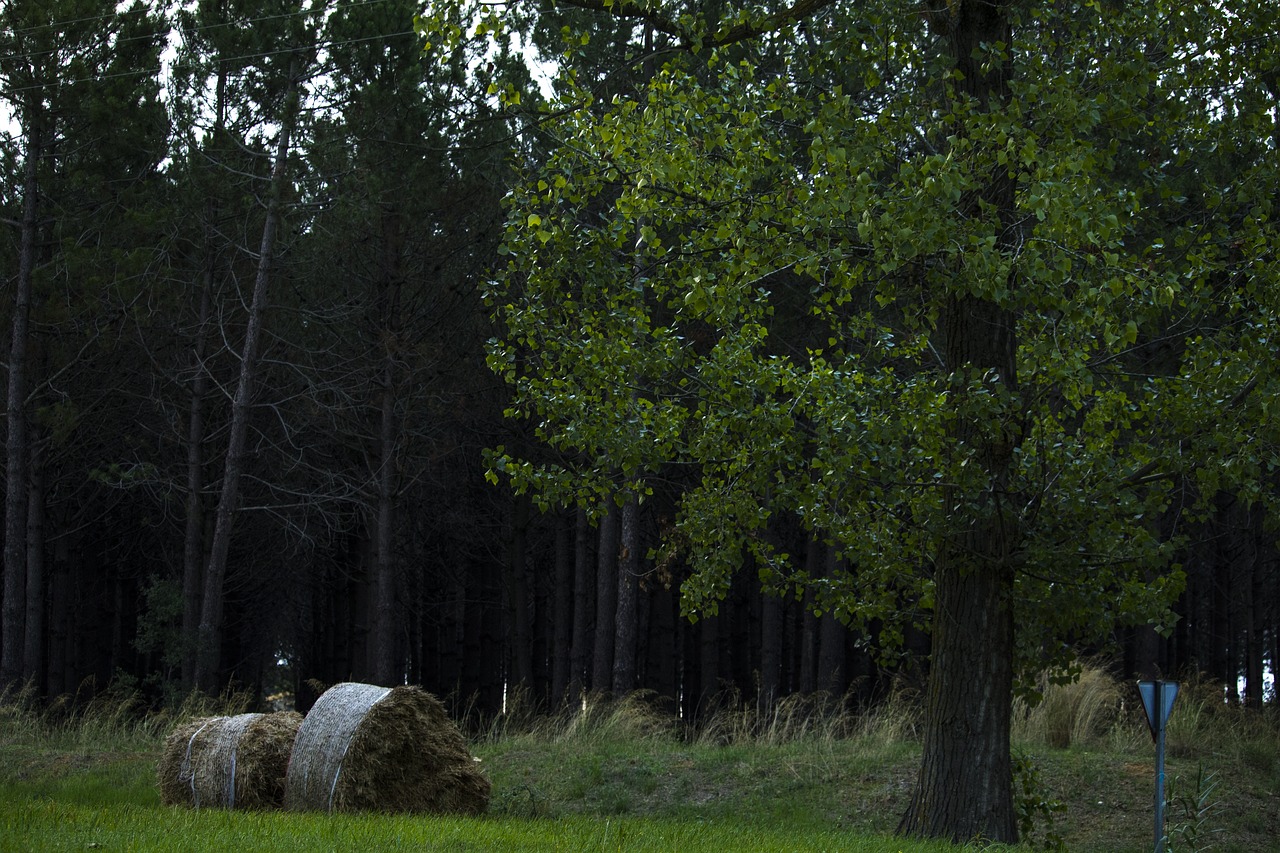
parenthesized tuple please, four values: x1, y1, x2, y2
(817, 546, 847, 696)
(507, 495, 533, 691)
(181, 269, 213, 691)
(759, 586, 782, 716)
(592, 504, 619, 692)
(1244, 504, 1264, 709)
(194, 69, 301, 693)
(568, 507, 593, 700)
(551, 512, 573, 705)
(478, 557, 505, 716)
(371, 365, 399, 685)
(798, 537, 821, 694)
(22, 443, 45, 691)
(612, 495, 639, 694)
(2, 124, 39, 693)
(698, 612, 720, 719)
(645, 583, 677, 701)
(47, 534, 70, 697)
(371, 208, 404, 687)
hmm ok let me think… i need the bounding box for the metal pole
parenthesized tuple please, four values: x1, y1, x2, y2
(1154, 681, 1166, 853)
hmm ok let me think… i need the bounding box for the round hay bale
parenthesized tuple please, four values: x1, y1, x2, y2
(156, 711, 302, 809)
(284, 682, 490, 815)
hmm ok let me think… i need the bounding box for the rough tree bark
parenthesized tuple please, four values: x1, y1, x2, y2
(592, 503, 619, 692)
(568, 507, 593, 700)
(611, 494, 639, 694)
(898, 0, 1021, 842)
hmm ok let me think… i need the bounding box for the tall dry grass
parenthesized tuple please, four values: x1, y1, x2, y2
(479, 679, 922, 752)
(1163, 671, 1280, 772)
(1012, 662, 1124, 749)
(483, 688, 678, 746)
(1011, 661, 1280, 779)
(2, 678, 253, 754)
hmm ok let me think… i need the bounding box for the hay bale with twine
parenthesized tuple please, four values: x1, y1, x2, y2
(157, 711, 302, 809)
(284, 682, 489, 815)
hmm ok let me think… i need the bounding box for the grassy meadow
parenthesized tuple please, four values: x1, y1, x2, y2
(1, 667, 1276, 852)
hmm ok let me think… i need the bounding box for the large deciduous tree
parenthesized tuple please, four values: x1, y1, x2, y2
(473, 0, 1279, 842)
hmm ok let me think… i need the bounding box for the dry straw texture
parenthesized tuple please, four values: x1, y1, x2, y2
(1012, 664, 1122, 749)
(156, 711, 302, 809)
(284, 682, 490, 815)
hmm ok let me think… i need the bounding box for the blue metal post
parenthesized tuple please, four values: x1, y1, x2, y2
(1139, 679, 1177, 853)
(1154, 680, 1166, 853)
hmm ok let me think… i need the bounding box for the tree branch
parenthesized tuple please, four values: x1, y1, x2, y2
(550, 0, 841, 49)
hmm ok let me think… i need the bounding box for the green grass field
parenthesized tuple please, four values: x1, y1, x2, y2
(1, 669, 1276, 852)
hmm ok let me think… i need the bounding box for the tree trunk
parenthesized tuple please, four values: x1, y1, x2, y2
(697, 611, 720, 720)
(47, 533, 70, 697)
(817, 545, 847, 696)
(371, 208, 405, 687)
(799, 537, 821, 694)
(899, 1, 1020, 841)
(900, 548, 1017, 842)
(759, 585, 782, 716)
(2, 123, 39, 693)
(551, 511, 573, 705)
(507, 495, 533, 691)
(22, 442, 45, 691)
(645, 581, 677, 702)
(900, 298, 1020, 843)
(1243, 503, 1264, 709)
(568, 507, 593, 701)
(181, 268, 213, 691)
(369, 364, 399, 684)
(592, 503, 619, 693)
(477, 557, 505, 717)
(194, 68, 301, 693)
(612, 494, 639, 694)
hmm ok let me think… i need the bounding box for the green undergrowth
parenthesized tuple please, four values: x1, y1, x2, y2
(2, 668, 1277, 852)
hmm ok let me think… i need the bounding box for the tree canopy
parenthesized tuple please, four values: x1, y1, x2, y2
(477, 0, 1280, 841)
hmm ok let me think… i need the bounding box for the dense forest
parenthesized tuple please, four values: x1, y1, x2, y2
(1, 0, 1275, 756)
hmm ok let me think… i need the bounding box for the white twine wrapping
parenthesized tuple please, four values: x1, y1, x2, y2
(285, 683, 392, 812)
(182, 720, 214, 808)
(179, 713, 259, 808)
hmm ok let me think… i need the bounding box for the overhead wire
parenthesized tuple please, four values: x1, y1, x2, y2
(0, 0, 407, 44)
(0, 0, 449, 99)
(0, 29, 430, 99)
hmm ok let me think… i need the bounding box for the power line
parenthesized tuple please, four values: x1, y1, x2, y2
(0, 0, 406, 44)
(0, 0, 435, 86)
(0, 27, 443, 100)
